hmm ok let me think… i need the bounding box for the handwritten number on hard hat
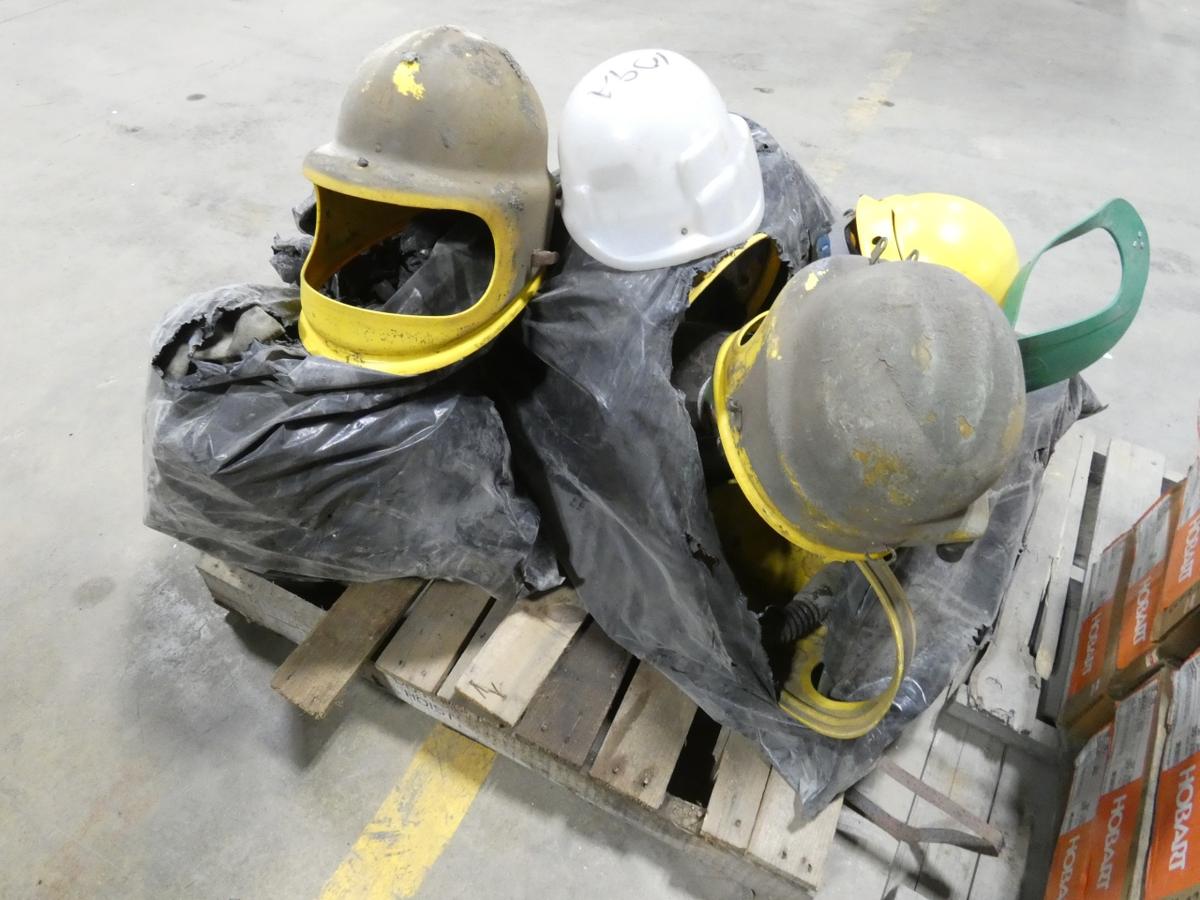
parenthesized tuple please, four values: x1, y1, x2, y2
(589, 52, 671, 99)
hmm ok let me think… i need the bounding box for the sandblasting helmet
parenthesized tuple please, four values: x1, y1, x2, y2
(713, 255, 1027, 560)
(299, 26, 555, 375)
(558, 49, 764, 271)
(829, 193, 1020, 306)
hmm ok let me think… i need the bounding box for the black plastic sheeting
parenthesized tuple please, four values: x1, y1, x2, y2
(143, 281, 560, 600)
(146, 116, 1096, 816)
(498, 120, 1097, 817)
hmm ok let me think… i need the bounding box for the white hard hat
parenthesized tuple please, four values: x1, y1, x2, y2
(559, 49, 765, 272)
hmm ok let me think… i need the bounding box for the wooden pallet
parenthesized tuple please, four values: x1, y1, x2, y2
(821, 429, 1178, 900)
(200, 558, 842, 897)
(194, 424, 1169, 899)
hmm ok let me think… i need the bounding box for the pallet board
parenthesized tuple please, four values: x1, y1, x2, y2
(270, 578, 424, 718)
(1040, 437, 1170, 722)
(702, 731, 773, 850)
(946, 430, 1172, 761)
(453, 586, 586, 725)
(514, 621, 630, 767)
(950, 427, 1094, 756)
(195, 424, 1167, 899)
(375, 580, 492, 694)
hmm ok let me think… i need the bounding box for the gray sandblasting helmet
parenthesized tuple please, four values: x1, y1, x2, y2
(711, 255, 1027, 560)
(298, 26, 555, 375)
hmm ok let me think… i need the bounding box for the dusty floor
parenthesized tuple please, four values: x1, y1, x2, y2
(2, 0, 1198, 897)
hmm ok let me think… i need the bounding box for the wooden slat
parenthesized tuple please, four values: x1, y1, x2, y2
(883, 722, 962, 898)
(823, 699, 945, 899)
(1044, 436, 1167, 722)
(1034, 429, 1097, 677)
(1087, 438, 1167, 568)
(515, 620, 630, 767)
(270, 578, 423, 718)
(198, 555, 322, 644)
(700, 731, 772, 850)
(746, 769, 843, 890)
(913, 724, 1005, 899)
(589, 663, 697, 807)
(960, 427, 1093, 753)
(966, 747, 1063, 900)
(435, 596, 514, 702)
(196, 562, 836, 898)
(375, 580, 492, 694)
(452, 586, 586, 725)
(884, 718, 1003, 898)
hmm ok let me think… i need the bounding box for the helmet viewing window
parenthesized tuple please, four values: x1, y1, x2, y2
(305, 189, 495, 318)
(687, 233, 786, 329)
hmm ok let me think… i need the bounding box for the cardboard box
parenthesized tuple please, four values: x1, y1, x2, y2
(1084, 670, 1172, 899)
(1111, 489, 1183, 697)
(1144, 649, 1200, 900)
(1155, 466, 1200, 660)
(1044, 724, 1114, 900)
(1062, 534, 1132, 740)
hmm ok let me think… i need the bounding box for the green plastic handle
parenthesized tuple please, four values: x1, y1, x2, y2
(1003, 198, 1149, 392)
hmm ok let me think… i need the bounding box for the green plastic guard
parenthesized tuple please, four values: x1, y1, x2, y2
(1003, 198, 1149, 392)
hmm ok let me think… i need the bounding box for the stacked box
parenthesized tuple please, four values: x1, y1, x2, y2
(1112, 489, 1182, 696)
(1144, 649, 1200, 899)
(1062, 535, 1132, 740)
(1044, 724, 1114, 900)
(1084, 670, 1172, 899)
(1155, 466, 1200, 660)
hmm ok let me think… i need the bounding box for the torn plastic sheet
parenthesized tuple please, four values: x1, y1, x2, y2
(269, 196, 316, 286)
(143, 282, 560, 599)
(499, 119, 1095, 818)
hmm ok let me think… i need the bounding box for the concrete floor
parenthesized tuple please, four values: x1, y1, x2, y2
(2, 0, 1198, 897)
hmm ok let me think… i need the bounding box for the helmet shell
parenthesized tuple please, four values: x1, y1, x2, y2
(854, 193, 1020, 305)
(299, 26, 554, 375)
(713, 256, 1026, 557)
(559, 49, 764, 271)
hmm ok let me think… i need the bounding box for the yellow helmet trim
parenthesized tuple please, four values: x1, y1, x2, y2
(778, 559, 914, 739)
(298, 170, 541, 376)
(711, 314, 883, 562)
(687, 232, 780, 311)
(854, 193, 1019, 305)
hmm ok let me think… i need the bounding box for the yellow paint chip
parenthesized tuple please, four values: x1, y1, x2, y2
(320, 724, 495, 899)
(767, 328, 782, 360)
(957, 416, 975, 439)
(392, 60, 426, 99)
(911, 335, 932, 372)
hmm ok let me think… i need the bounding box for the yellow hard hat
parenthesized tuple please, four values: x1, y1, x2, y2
(853, 193, 1019, 305)
(299, 27, 555, 375)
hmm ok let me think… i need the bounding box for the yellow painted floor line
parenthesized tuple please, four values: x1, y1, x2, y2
(320, 724, 496, 900)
